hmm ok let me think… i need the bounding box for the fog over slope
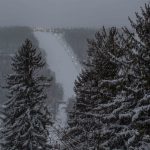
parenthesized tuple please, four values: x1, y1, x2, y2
(0, 0, 148, 28)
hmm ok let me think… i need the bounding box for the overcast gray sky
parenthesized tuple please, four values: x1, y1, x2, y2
(0, 0, 148, 28)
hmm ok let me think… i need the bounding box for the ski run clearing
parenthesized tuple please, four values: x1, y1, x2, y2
(34, 30, 81, 128)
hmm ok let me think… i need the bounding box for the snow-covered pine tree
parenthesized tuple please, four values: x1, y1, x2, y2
(88, 27, 126, 150)
(63, 27, 124, 150)
(98, 3, 150, 150)
(0, 39, 52, 150)
(63, 69, 98, 149)
(122, 3, 150, 149)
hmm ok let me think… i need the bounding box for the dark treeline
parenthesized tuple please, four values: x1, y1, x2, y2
(62, 28, 97, 61)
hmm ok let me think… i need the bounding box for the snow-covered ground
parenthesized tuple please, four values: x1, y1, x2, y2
(34, 31, 81, 128)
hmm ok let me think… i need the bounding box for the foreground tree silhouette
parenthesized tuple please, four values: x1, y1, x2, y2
(0, 39, 52, 150)
(63, 27, 124, 149)
(100, 4, 150, 149)
(93, 4, 150, 149)
(64, 3, 150, 150)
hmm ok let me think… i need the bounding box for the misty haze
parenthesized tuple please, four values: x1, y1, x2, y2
(0, 0, 148, 27)
(0, 0, 149, 150)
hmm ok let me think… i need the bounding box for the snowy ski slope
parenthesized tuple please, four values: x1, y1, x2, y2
(34, 31, 81, 128)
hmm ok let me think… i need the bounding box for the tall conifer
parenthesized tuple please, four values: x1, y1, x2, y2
(0, 39, 52, 150)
